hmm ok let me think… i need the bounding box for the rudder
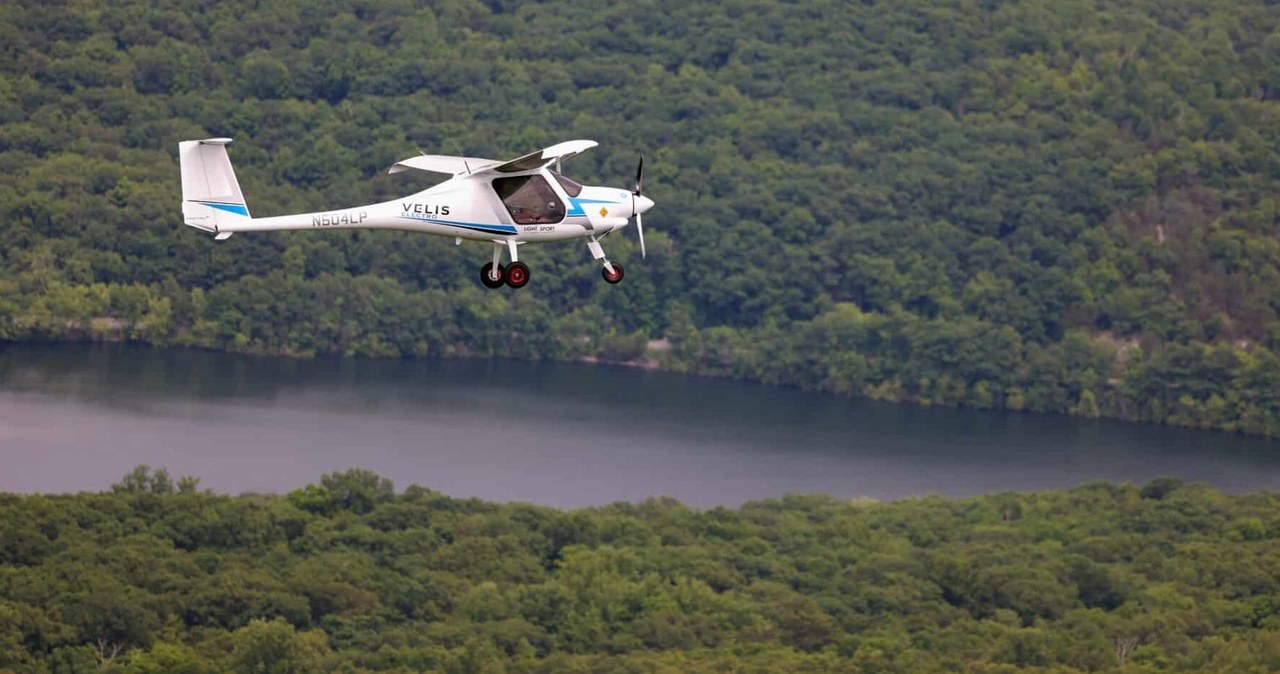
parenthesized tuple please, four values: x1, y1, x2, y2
(180, 138, 250, 236)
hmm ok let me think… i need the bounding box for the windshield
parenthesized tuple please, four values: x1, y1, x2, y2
(552, 172, 583, 197)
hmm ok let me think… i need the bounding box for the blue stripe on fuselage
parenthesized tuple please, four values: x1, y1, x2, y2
(398, 214, 517, 235)
(566, 197, 617, 217)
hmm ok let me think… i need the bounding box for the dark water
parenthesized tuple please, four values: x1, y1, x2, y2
(0, 343, 1276, 507)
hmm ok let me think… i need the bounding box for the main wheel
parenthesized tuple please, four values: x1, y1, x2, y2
(505, 261, 530, 288)
(602, 263, 624, 284)
(480, 262, 505, 289)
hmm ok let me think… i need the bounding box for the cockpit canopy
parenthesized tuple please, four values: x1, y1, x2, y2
(493, 175, 565, 224)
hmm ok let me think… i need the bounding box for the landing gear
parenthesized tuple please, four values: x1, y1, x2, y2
(480, 240, 530, 290)
(480, 262, 505, 288)
(475, 237, 630, 288)
(505, 261, 530, 288)
(587, 238, 625, 285)
(602, 263, 624, 284)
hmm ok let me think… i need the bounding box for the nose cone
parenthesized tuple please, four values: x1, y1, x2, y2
(635, 195, 655, 215)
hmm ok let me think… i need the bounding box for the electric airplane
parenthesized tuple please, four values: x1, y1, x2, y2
(179, 139, 654, 288)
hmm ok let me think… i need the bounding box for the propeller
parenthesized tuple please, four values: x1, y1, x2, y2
(632, 154, 646, 258)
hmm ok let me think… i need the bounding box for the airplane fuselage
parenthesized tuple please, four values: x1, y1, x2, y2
(236, 169, 636, 243)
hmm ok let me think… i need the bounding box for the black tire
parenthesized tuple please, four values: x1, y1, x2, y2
(602, 263, 624, 284)
(480, 262, 505, 289)
(505, 261, 530, 288)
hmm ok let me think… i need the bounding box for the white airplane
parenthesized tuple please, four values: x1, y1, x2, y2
(178, 138, 654, 288)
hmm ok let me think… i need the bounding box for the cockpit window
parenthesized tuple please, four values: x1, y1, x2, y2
(492, 175, 566, 225)
(552, 172, 583, 197)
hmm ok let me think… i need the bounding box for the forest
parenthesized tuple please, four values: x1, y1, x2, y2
(1, 467, 1279, 672)
(2, 0, 1280, 435)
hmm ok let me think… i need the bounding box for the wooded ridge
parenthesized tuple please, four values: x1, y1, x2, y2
(2, 467, 1278, 672)
(2, 0, 1279, 435)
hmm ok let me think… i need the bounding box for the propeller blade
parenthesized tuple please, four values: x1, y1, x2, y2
(634, 154, 644, 195)
(637, 209, 646, 259)
(632, 154, 648, 258)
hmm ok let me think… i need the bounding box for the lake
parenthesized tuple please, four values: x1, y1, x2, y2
(0, 343, 1276, 507)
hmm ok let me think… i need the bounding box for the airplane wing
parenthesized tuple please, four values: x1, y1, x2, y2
(471, 139, 599, 175)
(484, 140, 598, 174)
(388, 154, 497, 175)
(388, 140, 598, 177)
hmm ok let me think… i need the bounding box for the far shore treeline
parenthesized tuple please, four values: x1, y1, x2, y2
(1, 466, 1278, 671)
(3, 0, 1280, 435)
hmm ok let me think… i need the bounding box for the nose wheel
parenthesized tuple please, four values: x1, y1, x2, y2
(589, 239, 626, 285)
(602, 263, 624, 284)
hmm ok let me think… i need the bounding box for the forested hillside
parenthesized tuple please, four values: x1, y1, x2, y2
(2, 468, 1279, 672)
(2, 0, 1280, 434)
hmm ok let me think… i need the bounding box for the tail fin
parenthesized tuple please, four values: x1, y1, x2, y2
(179, 138, 250, 239)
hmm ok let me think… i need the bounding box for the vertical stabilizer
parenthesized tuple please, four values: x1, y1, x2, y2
(179, 138, 250, 236)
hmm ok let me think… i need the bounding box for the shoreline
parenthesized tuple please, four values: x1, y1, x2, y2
(4, 334, 1277, 443)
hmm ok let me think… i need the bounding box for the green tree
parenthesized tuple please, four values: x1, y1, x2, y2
(288, 468, 394, 516)
(228, 618, 328, 674)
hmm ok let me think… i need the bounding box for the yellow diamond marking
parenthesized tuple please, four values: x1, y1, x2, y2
(599, 207, 609, 217)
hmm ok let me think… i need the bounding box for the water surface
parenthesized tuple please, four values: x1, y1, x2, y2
(0, 343, 1276, 507)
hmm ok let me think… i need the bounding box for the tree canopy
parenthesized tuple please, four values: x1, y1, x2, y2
(1, 467, 1279, 672)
